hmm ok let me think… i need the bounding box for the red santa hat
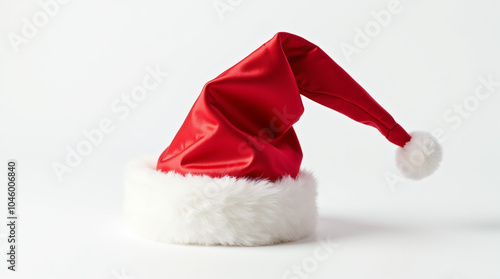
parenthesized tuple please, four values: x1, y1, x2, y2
(124, 32, 442, 246)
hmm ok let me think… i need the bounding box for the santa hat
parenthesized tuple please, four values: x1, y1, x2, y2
(124, 32, 442, 246)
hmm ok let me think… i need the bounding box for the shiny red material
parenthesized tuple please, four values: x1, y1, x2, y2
(157, 32, 411, 181)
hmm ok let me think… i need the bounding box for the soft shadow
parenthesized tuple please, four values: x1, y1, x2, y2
(285, 216, 500, 247)
(446, 219, 500, 232)
(282, 215, 408, 246)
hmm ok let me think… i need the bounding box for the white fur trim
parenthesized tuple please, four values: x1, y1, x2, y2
(123, 157, 318, 246)
(396, 131, 443, 180)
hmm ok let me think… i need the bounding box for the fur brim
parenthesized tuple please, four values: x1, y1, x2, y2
(123, 157, 318, 246)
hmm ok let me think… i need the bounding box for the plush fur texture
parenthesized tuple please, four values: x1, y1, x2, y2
(123, 157, 318, 246)
(396, 131, 443, 180)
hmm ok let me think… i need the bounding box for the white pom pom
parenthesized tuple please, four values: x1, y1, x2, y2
(396, 131, 442, 180)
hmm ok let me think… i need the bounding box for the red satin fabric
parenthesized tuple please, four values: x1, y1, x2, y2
(157, 32, 411, 181)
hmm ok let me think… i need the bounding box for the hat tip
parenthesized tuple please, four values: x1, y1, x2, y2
(395, 131, 443, 180)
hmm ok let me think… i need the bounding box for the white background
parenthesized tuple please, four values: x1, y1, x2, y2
(1, 0, 500, 278)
